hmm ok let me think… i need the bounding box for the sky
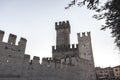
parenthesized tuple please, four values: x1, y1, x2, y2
(0, 0, 120, 67)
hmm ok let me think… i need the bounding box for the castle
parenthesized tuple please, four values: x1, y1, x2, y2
(0, 21, 96, 80)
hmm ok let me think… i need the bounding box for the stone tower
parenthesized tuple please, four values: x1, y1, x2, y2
(52, 20, 95, 65)
(52, 21, 78, 59)
(52, 21, 96, 80)
(77, 32, 96, 80)
(77, 32, 94, 63)
(55, 21, 70, 46)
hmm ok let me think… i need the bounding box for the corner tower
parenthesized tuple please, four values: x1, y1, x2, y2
(55, 21, 70, 46)
(77, 32, 94, 64)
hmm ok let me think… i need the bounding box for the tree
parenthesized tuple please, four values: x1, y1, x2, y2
(66, 0, 120, 50)
(65, 0, 99, 9)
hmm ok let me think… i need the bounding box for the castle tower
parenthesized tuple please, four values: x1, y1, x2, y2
(77, 32, 96, 80)
(52, 21, 78, 59)
(55, 21, 70, 47)
(77, 32, 94, 63)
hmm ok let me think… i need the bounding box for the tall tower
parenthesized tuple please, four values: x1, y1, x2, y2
(55, 21, 70, 47)
(77, 32, 96, 80)
(77, 32, 94, 63)
(52, 21, 78, 59)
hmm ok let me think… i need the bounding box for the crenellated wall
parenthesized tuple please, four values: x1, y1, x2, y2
(52, 44, 78, 51)
(20, 55, 95, 80)
(0, 30, 27, 77)
(0, 21, 96, 80)
(55, 21, 70, 31)
(0, 30, 27, 52)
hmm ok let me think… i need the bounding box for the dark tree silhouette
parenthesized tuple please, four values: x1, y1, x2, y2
(65, 0, 99, 9)
(66, 0, 120, 50)
(94, 0, 120, 49)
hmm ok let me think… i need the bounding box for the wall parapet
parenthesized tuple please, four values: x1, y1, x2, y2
(52, 44, 78, 52)
(33, 56, 40, 61)
(55, 21, 70, 31)
(77, 32, 91, 38)
(41, 56, 80, 67)
(0, 30, 27, 51)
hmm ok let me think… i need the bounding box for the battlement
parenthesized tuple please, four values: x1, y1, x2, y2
(33, 56, 40, 61)
(18, 37, 27, 45)
(30, 56, 40, 64)
(0, 30, 27, 46)
(24, 54, 30, 59)
(41, 56, 79, 67)
(8, 34, 17, 45)
(52, 44, 78, 52)
(55, 21, 70, 31)
(24, 54, 30, 63)
(42, 57, 53, 62)
(0, 30, 5, 41)
(0, 22, 96, 80)
(77, 32, 91, 38)
(0, 30, 27, 53)
(17, 37, 27, 52)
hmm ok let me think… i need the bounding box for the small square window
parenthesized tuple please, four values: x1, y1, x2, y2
(5, 46, 8, 49)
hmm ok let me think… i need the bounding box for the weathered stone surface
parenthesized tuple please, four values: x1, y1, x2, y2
(0, 21, 96, 80)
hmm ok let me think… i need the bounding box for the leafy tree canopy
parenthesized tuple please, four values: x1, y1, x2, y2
(66, 0, 120, 50)
(65, 0, 99, 9)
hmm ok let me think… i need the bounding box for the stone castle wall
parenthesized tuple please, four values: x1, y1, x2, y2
(0, 21, 96, 80)
(0, 31, 26, 77)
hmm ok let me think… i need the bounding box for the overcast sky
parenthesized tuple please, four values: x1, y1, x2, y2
(0, 0, 120, 67)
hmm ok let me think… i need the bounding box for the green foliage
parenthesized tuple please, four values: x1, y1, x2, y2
(66, 0, 120, 49)
(65, 0, 99, 9)
(93, 0, 120, 49)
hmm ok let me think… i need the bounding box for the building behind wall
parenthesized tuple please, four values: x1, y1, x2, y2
(95, 67, 114, 80)
(113, 65, 120, 79)
(95, 65, 120, 80)
(0, 20, 96, 80)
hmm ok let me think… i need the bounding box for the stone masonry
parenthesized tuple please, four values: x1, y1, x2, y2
(0, 21, 96, 80)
